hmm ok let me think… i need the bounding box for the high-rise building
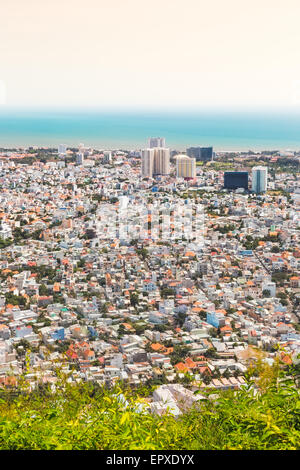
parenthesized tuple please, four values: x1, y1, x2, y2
(149, 137, 166, 148)
(141, 148, 154, 177)
(176, 155, 196, 178)
(141, 147, 170, 177)
(186, 146, 213, 162)
(58, 144, 67, 156)
(153, 147, 170, 175)
(103, 151, 112, 163)
(76, 151, 84, 165)
(252, 166, 268, 193)
(224, 172, 248, 190)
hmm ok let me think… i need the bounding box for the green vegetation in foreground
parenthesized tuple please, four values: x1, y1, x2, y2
(0, 366, 299, 450)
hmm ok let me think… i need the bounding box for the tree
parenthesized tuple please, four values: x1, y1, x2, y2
(136, 248, 148, 260)
(118, 325, 126, 337)
(160, 287, 175, 298)
(170, 345, 190, 365)
(262, 289, 271, 298)
(205, 348, 219, 359)
(100, 302, 108, 313)
(132, 323, 147, 335)
(39, 284, 49, 296)
(130, 292, 139, 307)
(202, 372, 212, 385)
(77, 258, 85, 268)
(175, 312, 187, 328)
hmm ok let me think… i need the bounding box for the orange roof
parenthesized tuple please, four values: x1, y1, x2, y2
(185, 251, 195, 257)
(151, 343, 164, 351)
(185, 357, 196, 368)
(6, 304, 19, 309)
(280, 353, 292, 365)
(220, 325, 232, 332)
(174, 362, 189, 373)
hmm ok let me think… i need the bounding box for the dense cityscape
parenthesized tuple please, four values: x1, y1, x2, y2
(0, 139, 299, 416)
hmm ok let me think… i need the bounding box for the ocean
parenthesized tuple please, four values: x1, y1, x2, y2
(1, 108, 300, 151)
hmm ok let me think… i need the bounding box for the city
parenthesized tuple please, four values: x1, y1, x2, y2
(0, 140, 299, 420)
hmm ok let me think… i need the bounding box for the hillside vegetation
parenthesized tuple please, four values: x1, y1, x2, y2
(0, 369, 299, 450)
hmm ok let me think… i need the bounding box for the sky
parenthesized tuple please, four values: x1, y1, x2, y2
(1, 0, 300, 110)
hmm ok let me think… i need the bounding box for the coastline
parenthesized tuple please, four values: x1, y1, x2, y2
(0, 109, 300, 152)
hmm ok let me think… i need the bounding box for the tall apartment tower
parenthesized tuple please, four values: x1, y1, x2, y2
(149, 137, 166, 148)
(153, 147, 170, 175)
(141, 147, 170, 177)
(252, 166, 268, 193)
(58, 144, 67, 156)
(176, 155, 196, 178)
(76, 151, 84, 165)
(103, 151, 112, 163)
(141, 148, 154, 177)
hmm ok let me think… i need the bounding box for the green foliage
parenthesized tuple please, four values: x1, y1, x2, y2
(136, 248, 149, 260)
(170, 345, 190, 365)
(5, 292, 26, 306)
(0, 373, 299, 450)
(262, 289, 271, 298)
(0, 237, 13, 249)
(130, 292, 139, 307)
(175, 312, 187, 327)
(160, 287, 175, 298)
(39, 283, 50, 296)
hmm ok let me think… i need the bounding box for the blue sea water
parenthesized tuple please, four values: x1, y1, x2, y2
(1, 108, 300, 151)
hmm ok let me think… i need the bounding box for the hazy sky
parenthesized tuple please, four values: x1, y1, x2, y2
(1, 0, 300, 110)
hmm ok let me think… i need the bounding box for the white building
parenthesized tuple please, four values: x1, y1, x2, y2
(103, 151, 112, 163)
(149, 137, 166, 148)
(153, 147, 170, 176)
(58, 144, 67, 156)
(262, 281, 276, 297)
(0, 222, 12, 240)
(76, 151, 84, 165)
(141, 148, 154, 177)
(252, 166, 268, 193)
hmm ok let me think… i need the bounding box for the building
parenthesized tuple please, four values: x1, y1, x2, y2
(0, 222, 12, 240)
(141, 148, 154, 177)
(58, 144, 67, 156)
(206, 311, 226, 328)
(103, 151, 112, 163)
(262, 281, 276, 297)
(176, 155, 196, 178)
(149, 137, 166, 148)
(224, 172, 248, 190)
(252, 166, 268, 193)
(153, 148, 170, 176)
(186, 147, 213, 162)
(76, 151, 84, 165)
(141, 148, 170, 177)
